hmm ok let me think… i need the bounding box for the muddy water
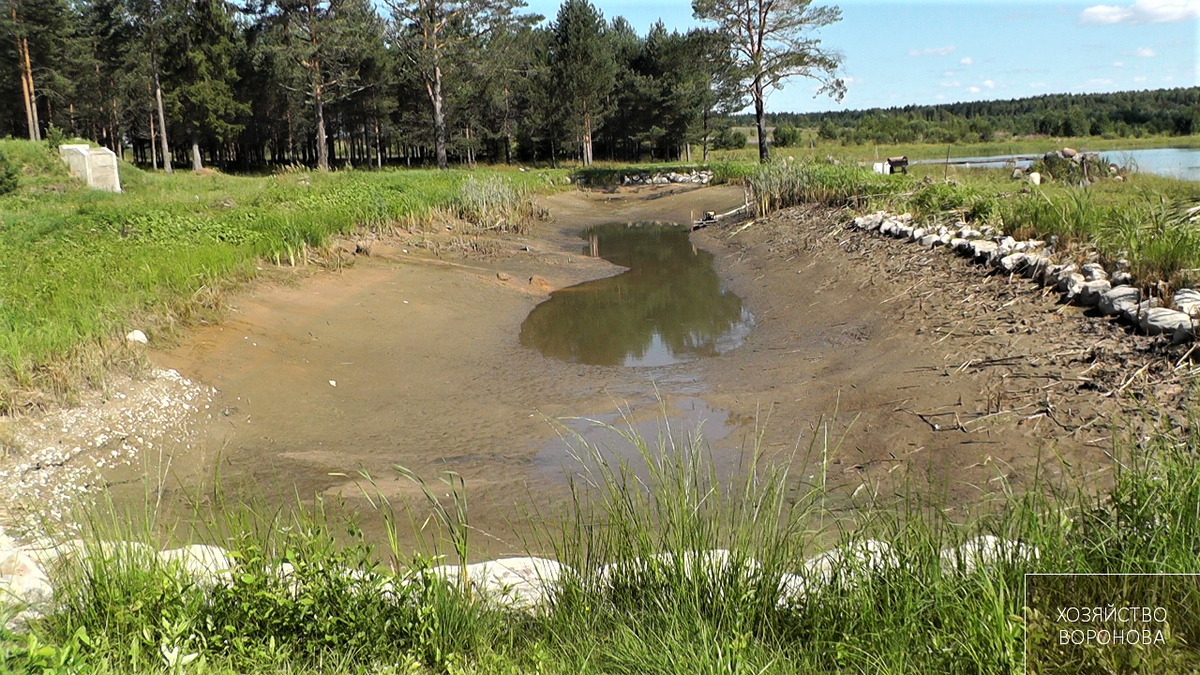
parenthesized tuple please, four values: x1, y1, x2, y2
(519, 223, 754, 367)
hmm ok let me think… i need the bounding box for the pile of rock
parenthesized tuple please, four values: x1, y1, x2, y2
(852, 211, 1199, 343)
(622, 170, 713, 186)
(0, 523, 1036, 627)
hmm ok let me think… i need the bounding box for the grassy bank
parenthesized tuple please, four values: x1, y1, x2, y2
(3, 407, 1200, 673)
(741, 157, 1200, 292)
(0, 140, 566, 411)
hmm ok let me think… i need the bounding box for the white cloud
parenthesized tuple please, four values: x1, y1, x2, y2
(1133, 47, 1156, 57)
(983, 79, 995, 88)
(960, 57, 973, 65)
(1135, 75, 1148, 81)
(1029, 81, 1048, 88)
(939, 80, 962, 87)
(1089, 78, 1114, 85)
(944, 70, 956, 76)
(1080, 0, 1200, 25)
(967, 86, 982, 93)
(1113, 61, 1125, 66)
(909, 45, 957, 57)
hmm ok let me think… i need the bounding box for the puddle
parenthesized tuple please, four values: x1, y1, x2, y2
(535, 397, 742, 479)
(519, 223, 754, 366)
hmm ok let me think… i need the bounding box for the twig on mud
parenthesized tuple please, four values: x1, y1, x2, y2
(1104, 361, 1155, 398)
(880, 285, 917, 305)
(1174, 343, 1199, 370)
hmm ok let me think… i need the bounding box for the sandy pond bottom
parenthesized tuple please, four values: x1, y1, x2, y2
(14, 183, 1134, 557)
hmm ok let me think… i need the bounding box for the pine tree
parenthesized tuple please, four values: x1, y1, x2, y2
(167, 0, 247, 170)
(550, 0, 613, 166)
(387, 0, 535, 170)
(693, 0, 844, 163)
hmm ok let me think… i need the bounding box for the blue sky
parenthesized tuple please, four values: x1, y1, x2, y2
(523, 0, 1199, 114)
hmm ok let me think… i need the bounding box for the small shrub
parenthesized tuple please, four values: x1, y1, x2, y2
(772, 125, 803, 148)
(712, 128, 748, 151)
(43, 126, 66, 151)
(0, 151, 17, 196)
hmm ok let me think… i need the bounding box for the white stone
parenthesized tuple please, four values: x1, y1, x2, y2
(909, 227, 926, 242)
(919, 234, 940, 248)
(1173, 289, 1200, 317)
(598, 549, 759, 585)
(800, 539, 897, 592)
(1121, 299, 1160, 324)
(997, 253, 1026, 273)
(1140, 308, 1193, 340)
(1076, 280, 1111, 307)
(1112, 271, 1133, 286)
(1099, 286, 1141, 317)
(939, 535, 1039, 575)
(1061, 273, 1086, 299)
(427, 557, 567, 611)
(970, 241, 998, 260)
(158, 545, 234, 584)
(125, 330, 148, 345)
(1029, 171, 1041, 185)
(1081, 263, 1108, 282)
(1023, 256, 1050, 282)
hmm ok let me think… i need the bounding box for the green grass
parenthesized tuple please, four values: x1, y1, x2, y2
(0, 139, 566, 411)
(741, 156, 1200, 293)
(6, 402, 1200, 673)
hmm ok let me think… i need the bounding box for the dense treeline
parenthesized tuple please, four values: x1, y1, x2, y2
(0, 0, 748, 170)
(746, 88, 1200, 145)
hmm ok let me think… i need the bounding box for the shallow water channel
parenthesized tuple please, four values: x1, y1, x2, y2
(519, 222, 755, 367)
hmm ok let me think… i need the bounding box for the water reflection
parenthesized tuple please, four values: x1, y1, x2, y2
(519, 222, 754, 366)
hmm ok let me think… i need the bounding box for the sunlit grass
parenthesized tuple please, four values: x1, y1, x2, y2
(0, 140, 567, 411)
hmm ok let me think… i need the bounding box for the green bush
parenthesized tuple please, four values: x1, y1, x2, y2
(771, 125, 803, 148)
(0, 151, 17, 196)
(712, 128, 747, 151)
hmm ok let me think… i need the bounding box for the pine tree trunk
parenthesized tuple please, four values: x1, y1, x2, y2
(583, 111, 593, 166)
(17, 50, 34, 140)
(315, 82, 328, 171)
(429, 62, 448, 170)
(149, 113, 157, 169)
(374, 116, 382, 169)
(754, 77, 769, 164)
(22, 37, 40, 141)
(153, 51, 172, 173)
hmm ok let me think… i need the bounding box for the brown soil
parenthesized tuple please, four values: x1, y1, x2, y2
(20, 183, 1187, 556)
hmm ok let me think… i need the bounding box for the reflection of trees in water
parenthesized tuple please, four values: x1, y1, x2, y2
(519, 223, 750, 366)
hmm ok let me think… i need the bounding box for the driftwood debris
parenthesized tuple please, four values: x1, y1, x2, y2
(692, 203, 752, 231)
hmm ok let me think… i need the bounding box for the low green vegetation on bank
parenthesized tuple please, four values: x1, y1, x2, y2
(4, 408, 1200, 674)
(0, 139, 565, 411)
(739, 155, 1200, 292)
(713, 132, 1200, 164)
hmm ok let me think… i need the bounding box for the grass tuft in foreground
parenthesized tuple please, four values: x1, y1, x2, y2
(5, 406, 1200, 673)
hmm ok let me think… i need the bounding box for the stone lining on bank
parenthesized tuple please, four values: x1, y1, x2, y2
(851, 211, 1200, 344)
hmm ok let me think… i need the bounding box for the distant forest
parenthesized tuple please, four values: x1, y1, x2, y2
(1, 0, 752, 170)
(740, 87, 1200, 145)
